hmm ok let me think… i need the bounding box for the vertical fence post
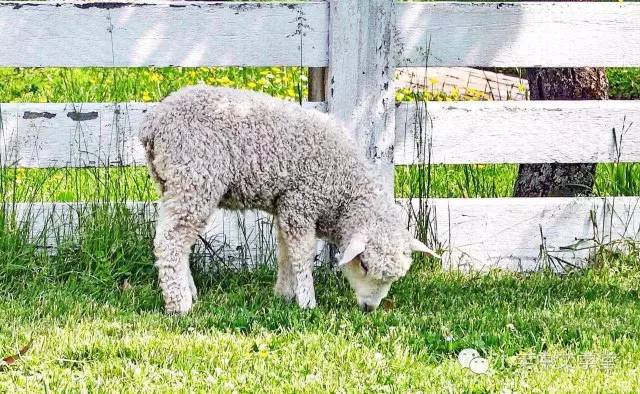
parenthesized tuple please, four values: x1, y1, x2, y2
(326, 0, 397, 196)
(307, 67, 327, 102)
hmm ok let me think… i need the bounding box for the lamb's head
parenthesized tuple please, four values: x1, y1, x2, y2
(337, 224, 439, 312)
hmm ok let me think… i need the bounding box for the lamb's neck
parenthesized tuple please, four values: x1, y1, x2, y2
(335, 192, 384, 245)
(330, 160, 393, 244)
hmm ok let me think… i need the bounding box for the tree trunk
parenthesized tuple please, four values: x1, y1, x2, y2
(514, 67, 609, 197)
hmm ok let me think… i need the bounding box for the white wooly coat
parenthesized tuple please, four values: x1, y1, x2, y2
(139, 85, 437, 314)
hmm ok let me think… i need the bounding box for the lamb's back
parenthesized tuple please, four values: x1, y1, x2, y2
(142, 85, 371, 212)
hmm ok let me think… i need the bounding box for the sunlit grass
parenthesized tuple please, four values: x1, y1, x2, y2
(0, 167, 155, 203)
(0, 66, 307, 103)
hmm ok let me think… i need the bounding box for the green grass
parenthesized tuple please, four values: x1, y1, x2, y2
(0, 66, 308, 104)
(0, 167, 155, 203)
(1, 206, 639, 392)
(608, 68, 640, 100)
(4, 162, 640, 202)
(396, 164, 518, 198)
(395, 163, 640, 198)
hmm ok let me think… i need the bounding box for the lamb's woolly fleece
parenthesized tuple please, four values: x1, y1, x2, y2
(140, 85, 417, 311)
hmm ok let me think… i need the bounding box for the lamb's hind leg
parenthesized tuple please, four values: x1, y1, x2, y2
(154, 194, 213, 314)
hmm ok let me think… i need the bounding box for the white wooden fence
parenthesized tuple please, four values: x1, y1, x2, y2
(2, 1, 640, 271)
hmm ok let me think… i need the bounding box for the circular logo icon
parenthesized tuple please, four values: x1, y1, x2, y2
(457, 348, 480, 368)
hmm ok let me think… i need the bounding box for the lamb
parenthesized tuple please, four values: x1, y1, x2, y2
(139, 85, 438, 314)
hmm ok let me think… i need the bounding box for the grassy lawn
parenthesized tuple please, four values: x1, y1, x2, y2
(2, 245, 639, 392)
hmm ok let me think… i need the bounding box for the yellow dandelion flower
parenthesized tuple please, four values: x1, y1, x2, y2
(142, 91, 152, 102)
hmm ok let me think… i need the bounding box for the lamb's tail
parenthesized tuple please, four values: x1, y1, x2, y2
(139, 110, 166, 194)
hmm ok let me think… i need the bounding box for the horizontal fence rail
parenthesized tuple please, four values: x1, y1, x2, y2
(0, 101, 325, 168)
(1, 2, 640, 67)
(8, 197, 640, 271)
(395, 101, 640, 165)
(0, 1, 329, 67)
(404, 197, 640, 271)
(2, 100, 638, 168)
(397, 2, 640, 67)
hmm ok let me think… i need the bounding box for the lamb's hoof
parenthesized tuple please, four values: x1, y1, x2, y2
(188, 274, 198, 302)
(165, 296, 193, 315)
(274, 285, 295, 302)
(296, 298, 317, 309)
(163, 285, 194, 315)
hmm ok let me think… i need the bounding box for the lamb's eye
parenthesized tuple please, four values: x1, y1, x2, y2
(360, 261, 369, 274)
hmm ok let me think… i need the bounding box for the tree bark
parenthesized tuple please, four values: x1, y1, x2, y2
(514, 67, 609, 197)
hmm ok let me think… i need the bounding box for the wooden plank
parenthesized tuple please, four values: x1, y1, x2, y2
(9, 197, 640, 272)
(397, 2, 640, 67)
(0, 102, 148, 168)
(326, 0, 396, 195)
(9, 202, 328, 267)
(402, 197, 640, 272)
(0, 1, 328, 67)
(3, 2, 639, 68)
(0, 101, 326, 168)
(10, 202, 279, 266)
(395, 100, 640, 165)
(5, 99, 639, 168)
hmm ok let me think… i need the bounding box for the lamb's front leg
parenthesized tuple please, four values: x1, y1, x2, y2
(274, 225, 296, 300)
(276, 225, 317, 309)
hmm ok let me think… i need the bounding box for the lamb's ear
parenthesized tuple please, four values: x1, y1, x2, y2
(337, 234, 368, 266)
(410, 238, 441, 259)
